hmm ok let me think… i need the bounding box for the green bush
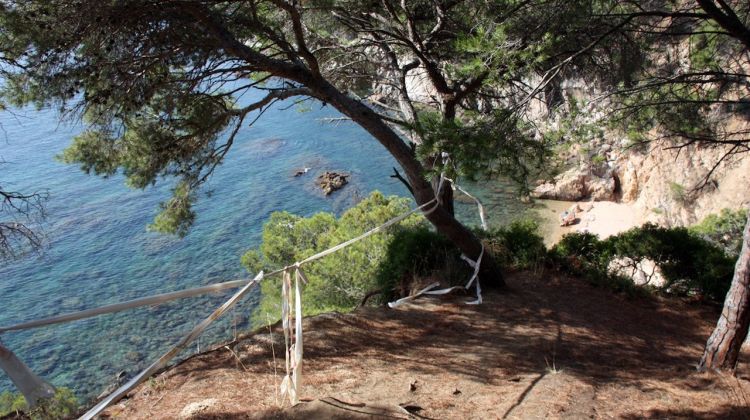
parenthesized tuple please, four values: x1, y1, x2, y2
(549, 231, 642, 295)
(550, 224, 735, 301)
(0, 388, 78, 419)
(690, 208, 747, 257)
(242, 191, 428, 322)
(0, 391, 25, 417)
(375, 227, 469, 302)
(242, 193, 552, 321)
(603, 224, 734, 300)
(481, 218, 547, 269)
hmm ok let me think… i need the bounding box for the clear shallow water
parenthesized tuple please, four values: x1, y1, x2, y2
(0, 94, 530, 401)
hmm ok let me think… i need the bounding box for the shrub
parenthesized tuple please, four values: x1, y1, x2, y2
(0, 388, 78, 419)
(549, 231, 643, 296)
(242, 191, 428, 322)
(602, 224, 734, 301)
(690, 208, 747, 257)
(375, 227, 469, 302)
(242, 193, 551, 321)
(481, 218, 547, 269)
(551, 224, 735, 301)
(669, 182, 689, 204)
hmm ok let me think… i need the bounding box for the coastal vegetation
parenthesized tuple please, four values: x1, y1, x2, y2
(0, 388, 76, 419)
(245, 203, 740, 320)
(0, 0, 748, 416)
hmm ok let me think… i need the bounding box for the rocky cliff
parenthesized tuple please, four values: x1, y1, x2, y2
(526, 76, 750, 228)
(532, 127, 750, 227)
(376, 64, 749, 229)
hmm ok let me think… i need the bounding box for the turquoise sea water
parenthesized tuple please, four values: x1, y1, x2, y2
(0, 94, 529, 401)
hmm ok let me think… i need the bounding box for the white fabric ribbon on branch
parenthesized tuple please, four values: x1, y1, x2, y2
(448, 178, 488, 232)
(388, 158, 489, 308)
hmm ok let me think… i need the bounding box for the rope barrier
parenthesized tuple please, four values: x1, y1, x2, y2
(79, 271, 265, 420)
(0, 278, 261, 333)
(1, 153, 491, 418)
(78, 194, 448, 418)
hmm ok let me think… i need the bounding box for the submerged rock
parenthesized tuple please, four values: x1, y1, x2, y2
(318, 171, 349, 195)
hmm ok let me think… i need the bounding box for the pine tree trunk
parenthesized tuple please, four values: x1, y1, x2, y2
(698, 209, 750, 371)
(200, 24, 505, 288)
(433, 175, 455, 217)
(317, 81, 505, 288)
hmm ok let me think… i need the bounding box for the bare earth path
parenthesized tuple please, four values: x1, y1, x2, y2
(102, 272, 750, 419)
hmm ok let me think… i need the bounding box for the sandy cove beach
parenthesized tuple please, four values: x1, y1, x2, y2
(534, 199, 641, 246)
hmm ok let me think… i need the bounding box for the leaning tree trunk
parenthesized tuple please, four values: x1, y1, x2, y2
(698, 209, 750, 371)
(317, 81, 504, 288)
(199, 19, 505, 288)
(431, 173, 455, 217)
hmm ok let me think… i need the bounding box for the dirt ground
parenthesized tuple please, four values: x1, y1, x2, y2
(101, 271, 750, 419)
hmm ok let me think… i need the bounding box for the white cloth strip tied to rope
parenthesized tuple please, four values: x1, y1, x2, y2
(387, 282, 468, 308)
(280, 265, 307, 405)
(388, 165, 488, 307)
(1, 153, 479, 416)
(462, 245, 484, 305)
(447, 177, 488, 232)
(386, 245, 484, 308)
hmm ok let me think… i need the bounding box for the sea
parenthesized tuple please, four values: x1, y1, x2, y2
(0, 92, 530, 401)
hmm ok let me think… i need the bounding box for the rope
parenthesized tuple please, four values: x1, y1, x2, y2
(79, 271, 265, 420)
(1, 153, 490, 417)
(0, 278, 260, 333)
(79, 193, 446, 417)
(387, 167, 488, 307)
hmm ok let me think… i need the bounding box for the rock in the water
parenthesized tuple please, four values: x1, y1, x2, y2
(293, 167, 311, 177)
(318, 171, 349, 195)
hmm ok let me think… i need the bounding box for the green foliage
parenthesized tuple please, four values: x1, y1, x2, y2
(56, 91, 233, 235)
(690, 208, 748, 258)
(0, 388, 78, 419)
(147, 181, 196, 237)
(551, 224, 735, 301)
(542, 97, 608, 175)
(689, 21, 723, 72)
(375, 227, 469, 302)
(547, 231, 639, 294)
(481, 219, 547, 270)
(415, 109, 548, 191)
(668, 182, 688, 204)
(243, 192, 427, 321)
(0, 391, 25, 417)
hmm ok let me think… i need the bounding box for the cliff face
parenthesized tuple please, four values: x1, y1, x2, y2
(615, 142, 750, 227)
(526, 77, 750, 228)
(378, 64, 749, 228)
(533, 131, 750, 227)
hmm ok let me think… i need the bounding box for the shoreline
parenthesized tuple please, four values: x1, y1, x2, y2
(532, 199, 641, 247)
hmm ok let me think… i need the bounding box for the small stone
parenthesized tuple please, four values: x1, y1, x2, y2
(409, 380, 418, 392)
(179, 398, 218, 419)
